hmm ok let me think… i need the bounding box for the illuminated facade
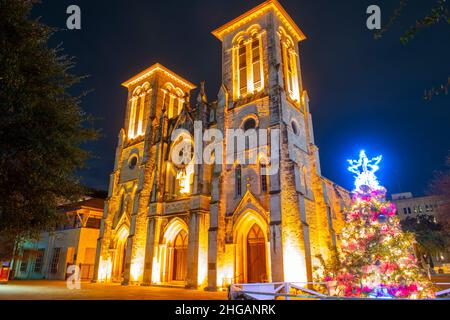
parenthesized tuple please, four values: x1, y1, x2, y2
(94, 0, 351, 290)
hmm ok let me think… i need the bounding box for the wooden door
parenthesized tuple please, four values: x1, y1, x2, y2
(246, 224, 266, 283)
(172, 230, 188, 281)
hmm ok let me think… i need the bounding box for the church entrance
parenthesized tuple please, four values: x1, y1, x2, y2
(246, 224, 267, 283)
(112, 227, 129, 282)
(233, 210, 270, 284)
(171, 230, 188, 282)
(159, 219, 189, 284)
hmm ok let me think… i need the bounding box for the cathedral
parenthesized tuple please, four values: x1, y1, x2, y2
(93, 0, 351, 290)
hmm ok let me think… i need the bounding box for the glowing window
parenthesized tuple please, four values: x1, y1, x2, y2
(128, 83, 151, 139)
(163, 84, 184, 120)
(238, 41, 248, 97)
(232, 25, 265, 99)
(279, 27, 300, 104)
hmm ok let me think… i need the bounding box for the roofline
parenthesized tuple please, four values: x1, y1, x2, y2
(211, 0, 306, 42)
(122, 63, 196, 90)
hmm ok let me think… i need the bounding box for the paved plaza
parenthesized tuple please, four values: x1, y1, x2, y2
(0, 281, 227, 300)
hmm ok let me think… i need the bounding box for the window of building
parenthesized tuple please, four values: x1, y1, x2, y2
(408, 207, 411, 214)
(243, 118, 257, 131)
(128, 82, 151, 139)
(86, 217, 101, 229)
(279, 27, 301, 105)
(34, 249, 45, 273)
(20, 254, 28, 273)
(291, 120, 299, 135)
(260, 164, 268, 193)
(162, 83, 185, 120)
(251, 36, 262, 91)
(238, 40, 247, 97)
(128, 155, 138, 170)
(235, 165, 242, 197)
(232, 26, 265, 99)
(50, 248, 61, 274)
(403, 208, 407, 215)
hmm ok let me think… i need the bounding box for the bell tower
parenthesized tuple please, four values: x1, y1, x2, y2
(93, 63, 196, 285)
(208, 0, 326, 289)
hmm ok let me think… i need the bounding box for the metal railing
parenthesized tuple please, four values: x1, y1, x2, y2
(229, 281, 450, 300)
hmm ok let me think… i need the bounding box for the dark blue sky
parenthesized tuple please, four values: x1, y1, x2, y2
(32, 0, 450, 196)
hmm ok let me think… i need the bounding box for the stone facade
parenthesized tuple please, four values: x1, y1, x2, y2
(94, 0, 351, 290)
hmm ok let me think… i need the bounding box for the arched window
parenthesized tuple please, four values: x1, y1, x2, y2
(242, 117, 258, 164)
(291, 120, 298, 136)
(279, 27, 300, 104)
(232, 25, 265, 99)
(163, 83, 185, 119)
(238, 40, 247, 97)
(119, 193, 125, 215)
(128, 82, 151, 139)
(243, 118, 256, 131)
(251, 34, 262, 91)
(260, 164, 268, 193)
(235, 165, 242, 197)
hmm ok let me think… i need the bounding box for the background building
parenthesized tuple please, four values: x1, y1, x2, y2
(12, 198, 104, 281)
(393, 192, 449, 273)
(392, 192, 444, 221)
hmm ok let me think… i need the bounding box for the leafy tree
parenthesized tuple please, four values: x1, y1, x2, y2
(427, 153, 450, 226)
(374, 0, 450, 100)
(401, 214, 449, 270)
(0, 0, 97, 261)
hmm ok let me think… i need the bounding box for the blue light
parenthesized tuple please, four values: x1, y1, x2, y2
(348, 150, 383, 192)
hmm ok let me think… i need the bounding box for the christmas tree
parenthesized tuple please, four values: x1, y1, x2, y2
(322, 151, 435, 299)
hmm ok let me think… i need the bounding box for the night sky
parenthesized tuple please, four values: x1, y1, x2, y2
(31, 0, 450, 196)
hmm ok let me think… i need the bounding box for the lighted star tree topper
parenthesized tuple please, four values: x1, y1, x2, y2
(319, 150, 435, 299)
(347, 150, 383, 192)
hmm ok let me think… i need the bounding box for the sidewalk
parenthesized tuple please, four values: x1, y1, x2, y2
(0, 280, 227, 300)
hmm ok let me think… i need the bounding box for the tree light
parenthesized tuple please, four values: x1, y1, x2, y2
(348, 150, 383, 192)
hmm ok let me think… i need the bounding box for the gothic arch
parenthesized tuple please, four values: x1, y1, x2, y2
(111, 224, 129, 282)
(240, 113, 259, 130)
(160, 218, 189, 283)
(163, 82, 185, 119)
(232, 208, 270, 283)
(128, 82, 151, 139)
(232, 24, 263, 45)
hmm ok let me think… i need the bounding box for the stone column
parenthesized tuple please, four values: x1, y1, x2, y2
(186, 211, 200, 289)
(142, 215, 161, 285)
(207, 201, 219, 290)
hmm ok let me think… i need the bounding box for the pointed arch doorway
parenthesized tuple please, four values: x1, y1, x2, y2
(112, 226, 129, 282)
(234, 210, 270, 283)
(246, 224, 267, 283)
(171, 230, 188, 281)
(161, 218, 189, 284)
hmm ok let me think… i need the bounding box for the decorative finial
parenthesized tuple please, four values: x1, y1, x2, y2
(348, 150, 383, 192)
(197, 81, 207, 104)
